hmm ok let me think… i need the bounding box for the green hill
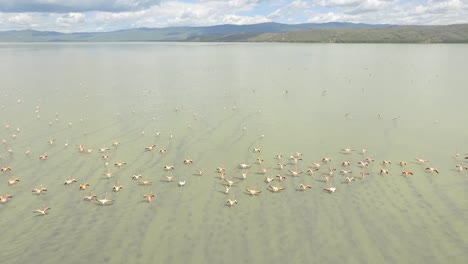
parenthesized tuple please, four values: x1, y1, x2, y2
(248, 24, 468, 43)
(0, 23, 467, 43)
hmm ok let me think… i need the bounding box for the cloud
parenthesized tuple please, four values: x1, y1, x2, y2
(0, 0, 161, 13)
(345, 0, 395, 15)
(268, 0, 310, 20)
(307, 0, 468, 25)
(7, 13, 33, 25)
(416, 0, 464, 14)
(125, 0, 271, 27)
(56, 13, 85, 26)
(315, 0, 362, 7)
(222, 14, 271, 24)
(0, 0, 467, 32)
(307, 11, 346, 23)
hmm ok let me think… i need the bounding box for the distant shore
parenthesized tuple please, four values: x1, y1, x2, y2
(1, 23, 467, 43)
(250, 25, 468, 43)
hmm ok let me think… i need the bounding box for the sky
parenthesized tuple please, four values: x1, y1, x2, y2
(0, 0, 467, 32)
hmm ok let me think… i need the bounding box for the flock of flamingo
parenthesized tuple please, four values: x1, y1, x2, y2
(219, 147, 467, 207)
(1, 109, 467, 215)
(0, 84, 467, 216)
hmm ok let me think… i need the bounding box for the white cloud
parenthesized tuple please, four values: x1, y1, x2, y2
(222, 14, 271, 24)
(0, 0, 161, 13)
(345, 0, 394, 15)
(416, 0, 464, 14)
(126, 0, 271, 27)
(268, 0, 310, 20)
(307, 11, 346, 23)
(316, 0, 362, 7)
(56, 13, 85, 26)
(7, 13, 33, 24)
(307, 0, 468, 25)
(0, 0, 467, 32)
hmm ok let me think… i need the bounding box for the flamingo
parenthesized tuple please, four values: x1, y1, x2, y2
(323, 187, 336, 193)
(380, 169, 389, 175)
(33, 207, 51, 215)
(96, 193, 113, 205)
(415, 158, 429, 163)
(269, 185, 285, 192)
(32, 185, 47, 195)
(143, 194, 155, 203)
(245, 188, 262, 195)
(238, 163, 251, 169)
(7, 178, 19, 185)
(83, 194, 97, 201)
(226, 198, 238, 207)
(382, 160, 392, 165)
(425, 167, 439, 174)
(64, 178, 77, 185)
(402, 171, 414, 177)
(79, 182, 90, 190)
(298, 184, 312, 190)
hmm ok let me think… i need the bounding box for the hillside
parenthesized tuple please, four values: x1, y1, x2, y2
(0, 22, 467, 43)
(248, 24, 468, 43)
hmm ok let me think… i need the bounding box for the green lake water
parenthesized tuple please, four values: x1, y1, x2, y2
(0, 43, 467, 263)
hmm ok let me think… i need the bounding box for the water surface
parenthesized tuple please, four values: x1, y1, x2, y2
(0, 43, 467, 263)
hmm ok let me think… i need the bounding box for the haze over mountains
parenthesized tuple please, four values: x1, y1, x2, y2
(0, 22, 467, 43)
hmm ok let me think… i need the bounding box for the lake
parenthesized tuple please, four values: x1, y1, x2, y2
(0, 43, 467, 263)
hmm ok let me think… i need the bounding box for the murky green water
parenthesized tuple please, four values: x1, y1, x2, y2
(0, 43, 467, 263)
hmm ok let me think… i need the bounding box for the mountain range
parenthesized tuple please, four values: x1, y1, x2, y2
(0, 22, 467, 43)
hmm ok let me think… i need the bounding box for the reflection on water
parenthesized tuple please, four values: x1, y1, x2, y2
(0, 43, 467, 263)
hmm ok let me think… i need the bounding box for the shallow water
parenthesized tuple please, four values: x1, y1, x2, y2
(0, 43, 467, 263)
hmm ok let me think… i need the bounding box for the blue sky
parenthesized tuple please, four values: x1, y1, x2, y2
(0, 0, 466, 32)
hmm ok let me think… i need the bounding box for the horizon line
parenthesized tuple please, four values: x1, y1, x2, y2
(2, 21, 467, 34)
